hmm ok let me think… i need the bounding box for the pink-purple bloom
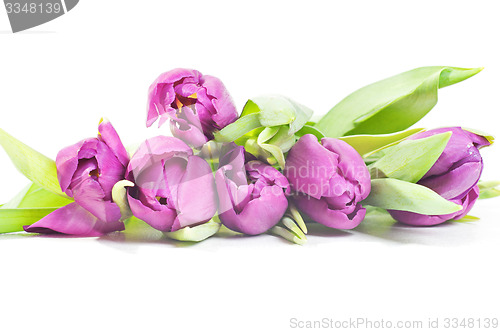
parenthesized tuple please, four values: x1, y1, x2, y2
(284, 134, 371, 229)
(147, 68, 238, 148)
(389, 127, 490, 226)
(126, 136, 217, 232)
(216, 145, 290, 235)
(24, 120, 129, 236)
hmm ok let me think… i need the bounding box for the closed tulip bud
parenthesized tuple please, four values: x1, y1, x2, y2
(284, 134, 371, 229)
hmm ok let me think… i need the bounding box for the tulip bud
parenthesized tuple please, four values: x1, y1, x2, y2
(24, 119, 128, 235)
(126, 136, 217, 232)
(147, 68, 238, 148)
(284, 134, 371, 229)
(389, 127, 491, 225)
(216, 144, 290, 235)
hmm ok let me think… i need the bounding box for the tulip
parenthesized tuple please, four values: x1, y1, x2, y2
(215, 144, 290, 235)
(389, 127, 491, 226)
(284, 134, 371, 229)
(126, 136, 217, 232)
(147, 68, 238, 148)
(24, 119, 129, 236)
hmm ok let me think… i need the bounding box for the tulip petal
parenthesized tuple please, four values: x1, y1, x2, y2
(419, 161, 482, 200)
(294, 195, 366, 229)
(72, 177, 122, 223)
(171, 156, 217, 231)
(126, 136, 192, 178)
(98, 119, 129, 166)
(217, 168, 289, 234)
(23, 202, 124, 236)
(284, 134, 338, 199)
(127, 189, 177, 231)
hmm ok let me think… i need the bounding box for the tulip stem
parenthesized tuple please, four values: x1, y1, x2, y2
(269, 225, 306, 245)
(288, 203, 307, 234)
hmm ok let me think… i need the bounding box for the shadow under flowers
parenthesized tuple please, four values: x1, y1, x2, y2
(352, 207, 479, 246)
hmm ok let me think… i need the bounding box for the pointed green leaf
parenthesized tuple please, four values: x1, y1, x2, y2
(369, 131, 451, 183)
(316, 66, 483, 137)
(338, 128, 424, 157)
(0, 128, 68, 197)
(295, 125, 325, 140)
(0, 207, 58, 233)
(213, 113, 262, 143)
(453, 215, 480, 223)
(363, 178, 463, 215)
(164, 219, 221, 242)
(2, 183, 72, 210)
(479, 188, 500, 200)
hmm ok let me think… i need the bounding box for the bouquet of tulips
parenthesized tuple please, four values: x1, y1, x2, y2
(1, 66, 499, 244)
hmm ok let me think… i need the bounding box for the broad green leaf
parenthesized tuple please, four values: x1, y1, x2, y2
(369, 132, 451, 183)
(479, 188, 500, 199)
(164, 219, 221, 242)
(2, 182, 72, 209)
(338, 128, 424, 157)
(0, 128, 67, 197)
(363, 178, 463, 215)
(316, 66, 483, 137)
(0, 207, 58, 233)
(477, 180, 500, 199)
(478, 180, 500, 191)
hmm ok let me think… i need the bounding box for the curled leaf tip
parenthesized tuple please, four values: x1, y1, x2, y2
(112, 180, 135, 220)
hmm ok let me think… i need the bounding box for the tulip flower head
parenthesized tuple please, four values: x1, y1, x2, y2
(126, 136, 217, 232)
(216, 145, 290, 235)
(24, 119, 129, 235)
(389, 127, 491, 226)
(284, 134, 371, 229)
(147, 68, 238, 148)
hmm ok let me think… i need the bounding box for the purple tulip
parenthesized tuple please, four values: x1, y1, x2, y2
(147, 68, 238, 148)
(284, 134, 371, 229)
(126, 136, 217, 232)
(215, 145, 290, 235)
(24, 119, 129, 236)
(389, 127, 491, 226)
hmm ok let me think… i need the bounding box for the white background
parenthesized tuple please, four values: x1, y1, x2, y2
(1, 1, 499, 331)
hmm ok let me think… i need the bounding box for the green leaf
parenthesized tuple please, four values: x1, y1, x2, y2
(295, 125, 325, 140)
(453, 215, 480, 223)
(2, 182, 72, 209)
(0, 128, 68, 197)
(213, 113, 262, 143)
(363, 178, 463, 215)
(369, 131, 451, 183)
(316, 66, 483, 137)
(215, 95, 313, 144)
(338, 128, 424, 157)
(250, 95, 313, 134)
(0, 207, 58, 233)
(477, 180, 500, 199)
(164, 219, 221, 242)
